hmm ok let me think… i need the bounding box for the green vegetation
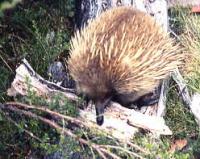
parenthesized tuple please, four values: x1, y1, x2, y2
(0, 1, 200, 158)
(0, 0, 77, 157)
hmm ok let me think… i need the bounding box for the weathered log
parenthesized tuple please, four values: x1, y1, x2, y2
(75, 0, 168, 30)
(191, 93, 200, 125)
(7, 59, 172, 139)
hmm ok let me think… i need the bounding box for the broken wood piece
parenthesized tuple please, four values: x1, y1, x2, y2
(172, 69, 192, 107)
(7, 59, 77, 101)
(7, 59, 172, 138)
(80, 102, 172, 139)
(190, 93, 200, 125)
(157, 79, 170, 117)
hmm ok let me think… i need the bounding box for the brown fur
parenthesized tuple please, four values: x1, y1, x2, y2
(68, 6, 183, 125)
(68, 6, 182, 102)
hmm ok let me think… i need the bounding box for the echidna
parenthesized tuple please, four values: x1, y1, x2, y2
(68, 6, 182, 125)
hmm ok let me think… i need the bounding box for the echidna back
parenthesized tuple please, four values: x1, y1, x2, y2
(68, 6, 182, 100)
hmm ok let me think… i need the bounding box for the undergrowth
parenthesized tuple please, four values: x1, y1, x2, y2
(0, 0, 77, 158)
(0, 0, 75, 102)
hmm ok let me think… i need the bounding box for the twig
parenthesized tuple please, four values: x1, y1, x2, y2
(127, 141, 149, 154)
(0, 104, 136, 159)
(5, 102, 148, 154)
(5, 101, 108, 135)
(172, 69, 192, 107)
(82, 130, 96, 159)
(99, 145, 145, 159)
(0, 51, 14, 73)
(95, 148, 107, 159)
(100, 148, 122, 159)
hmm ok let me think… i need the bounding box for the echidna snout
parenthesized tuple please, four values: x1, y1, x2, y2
(95, 97, 112, 125)
(76, 80, 112, 125)
(95, 101, 105, 125)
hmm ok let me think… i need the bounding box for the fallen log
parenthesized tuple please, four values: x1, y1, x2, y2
(7, 59, 172, 139)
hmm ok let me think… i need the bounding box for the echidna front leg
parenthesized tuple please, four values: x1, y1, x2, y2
(132, 92, 159, 107)
(113, 84, 161, 108)
(133, 85, 162, 107)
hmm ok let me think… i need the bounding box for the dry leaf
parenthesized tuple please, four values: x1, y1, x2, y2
(169, 139, 188, 153)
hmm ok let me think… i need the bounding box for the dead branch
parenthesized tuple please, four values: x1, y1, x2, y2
(0, 103, 146, 159)
(4, 102, 149, 154)
(172, 69, 192, 107)
(5, 101, 114, 139)
(99, 145, 145, 159)
(190, 93, 200, 125)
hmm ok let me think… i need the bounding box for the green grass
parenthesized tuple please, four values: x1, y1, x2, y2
(166, 6, 200, 158)
(181, 15, 200, 93)
(0, 0, 74, 75)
